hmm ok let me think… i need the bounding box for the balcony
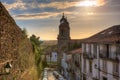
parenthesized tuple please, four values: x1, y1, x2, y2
(113, 71, 119, 78)
(99, 53, 108, 58)
(109, 56, 119, 62)
(83, 53, 94, 59)
(93, 77, 99, 80)
(99, 52, 119, 62)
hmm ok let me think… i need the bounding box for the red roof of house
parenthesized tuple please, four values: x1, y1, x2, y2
(82, 25, 120, 44)
(68, 48, 82, 54)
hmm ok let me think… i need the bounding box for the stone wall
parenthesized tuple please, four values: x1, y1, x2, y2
(0, 2, 35, 80)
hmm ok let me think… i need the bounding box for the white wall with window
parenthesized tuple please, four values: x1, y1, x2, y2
(51, 52, 57, 62)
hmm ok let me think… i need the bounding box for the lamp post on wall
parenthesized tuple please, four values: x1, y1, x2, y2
(0, 62, 12, 76)
(4, 62, 12, 74)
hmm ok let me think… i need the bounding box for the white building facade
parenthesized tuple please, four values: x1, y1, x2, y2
(61, 48, 82, 80)
(46, 52, 57, 62)
(61, 53, 69, 79)
(81, 25, 120, 80)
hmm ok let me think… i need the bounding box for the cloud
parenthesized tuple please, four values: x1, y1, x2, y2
(37, 0, 106, 9)
(13, 10, 120, 20)
(3, 1, 78, 10)
(13, 11, 74, 20)
(76, 0, 106, 7)
(38, 1, 78, 9)
(3, 0, 107, 11)
(3, 0, 26, 10)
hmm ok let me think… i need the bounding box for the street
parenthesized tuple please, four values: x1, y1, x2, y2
(48, 70, 56, 80)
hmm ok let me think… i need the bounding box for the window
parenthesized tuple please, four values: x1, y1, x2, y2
(88, 44, 91, 54)
(113, 63, 119, 74)
(116, 45, 120, 54)
(83, 74, 86, 80)
(93, 44, 97, 58)
(89, 61, 92, 73)
(103, 60, 107, 71)
(113, 63, 119, 80)
(84, 59, 86, 73)
(83, 44, 86, 53)
(106, 44, 110, 58)
(103, 77, 107, 80)
(55, 54, 57, 57)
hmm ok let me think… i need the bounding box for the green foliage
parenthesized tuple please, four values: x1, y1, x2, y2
(21, 28, 28, 37)
(12, 77, 16, 80)
(42, 56, 47, 67)
(2, 77, 5, 80)
(30, 34, 47, 78)
(30, 34, 42, 46)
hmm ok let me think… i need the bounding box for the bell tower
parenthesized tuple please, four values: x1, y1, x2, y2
(57, 13, 70, 52)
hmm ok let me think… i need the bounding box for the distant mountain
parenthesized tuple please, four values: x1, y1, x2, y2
(42, 40, 57, 46)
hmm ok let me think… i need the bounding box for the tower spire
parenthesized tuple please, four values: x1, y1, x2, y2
(62, 13, 64, 18)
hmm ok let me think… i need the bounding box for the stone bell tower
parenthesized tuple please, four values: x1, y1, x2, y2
(57, 13, 70, 52)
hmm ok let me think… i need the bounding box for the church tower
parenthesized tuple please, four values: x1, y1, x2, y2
(57, 13, 70, 52)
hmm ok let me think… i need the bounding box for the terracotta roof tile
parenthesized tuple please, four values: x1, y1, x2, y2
(68, 48, 82, 54)
(83, 25, 120, 43)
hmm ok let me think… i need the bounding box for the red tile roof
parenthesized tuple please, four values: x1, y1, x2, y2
(68, 48, 82, 54)
(82, 25, 120, 43)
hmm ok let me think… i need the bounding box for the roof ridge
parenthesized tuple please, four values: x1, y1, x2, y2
(83, 25, 120, 43)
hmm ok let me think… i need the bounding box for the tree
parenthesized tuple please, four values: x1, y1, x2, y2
(42, 55, 47, 68)
(21, 28, 28, 37)
(30, 34, 41, 46)
(30, 34, 46, 78)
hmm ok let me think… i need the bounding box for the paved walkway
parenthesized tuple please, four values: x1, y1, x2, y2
(48, 70, 56, 80)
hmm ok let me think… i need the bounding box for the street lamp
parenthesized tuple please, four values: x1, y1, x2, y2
(0, 62, 12, 76)
(4, 62, 12, 74)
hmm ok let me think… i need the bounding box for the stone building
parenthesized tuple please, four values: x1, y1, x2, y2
(57, 13, 71, 52)
(0, 2, 34, 80)
(46, 52, 57, 62)
(57, 13, 82, 52)
(57, 13, 71, 71)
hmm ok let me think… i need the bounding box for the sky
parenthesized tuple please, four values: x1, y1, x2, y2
(1, 0, 120, 40)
